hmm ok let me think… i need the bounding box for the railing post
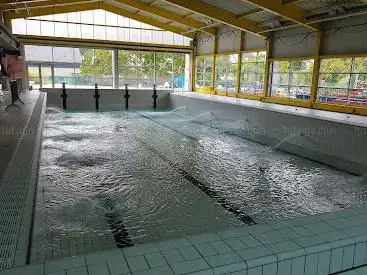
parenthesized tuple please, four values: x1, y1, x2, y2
(61, 82, 67, 110)
(152, 84, 158, 110)
(123, 84, 130, 109)
(93, 83, 100, 111)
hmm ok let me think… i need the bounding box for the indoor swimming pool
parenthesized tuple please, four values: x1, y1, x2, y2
(30, 107, 367, 263)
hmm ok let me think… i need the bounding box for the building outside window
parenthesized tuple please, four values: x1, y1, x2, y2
(215, 54, 238, 94)
(24, 45, 190, 90)
(270, 59, 314, 100)
(318, 57, 367, 106)
(240, 51, 266, 95)
(195, 55, 213, 91)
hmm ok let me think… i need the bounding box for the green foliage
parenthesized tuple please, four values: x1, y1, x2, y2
(79, 49, 113, 76)
(79, 49, 186, 84)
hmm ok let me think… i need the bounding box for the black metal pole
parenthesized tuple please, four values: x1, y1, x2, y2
(61, 82, 67, 110)
(93, 83, 100, 111)
(124, 84, 130, 109)
(152, 84, 158, 110)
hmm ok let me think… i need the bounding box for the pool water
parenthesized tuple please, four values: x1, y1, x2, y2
(31, 108, 367, 263)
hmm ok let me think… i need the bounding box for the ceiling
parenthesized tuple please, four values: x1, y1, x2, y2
(1, 0, 367, 38)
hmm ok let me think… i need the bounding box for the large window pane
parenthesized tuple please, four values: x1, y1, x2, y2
(215, 54, 238, 93)
(195, 55, 213, 90)
(173, 53, 187, 91)
(94, 25, 106, 40)
(27, 65, 40, 90)
(240, 51, 266, 95)
(11, 9, 192, 46)
(12, 19, 27, 35)
(137, 52, 154, 89)
(156, 52, 173, 89)
(26, 19, 41, 35)
(54, 65, 75, 88)
(119, 50, 138, 88)
(318, 57, 367, 106)
(270, 59, 314, 100)
(81, 24, 93, 39)
(79, 48, 113, 88)
(41, 21, 54, 36)
(54, 22, 68, 38)
(25, 45, 190, 91)
(25, 45, 53, 62)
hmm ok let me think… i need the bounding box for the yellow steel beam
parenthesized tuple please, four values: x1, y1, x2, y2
(6, 1, 100, 18)
(17, 34, 193, 52)
(236, 31, 244, 95)
(310, 31, 323, 104)
(283, 0, 305, 5)
(160, 0, 265, 36)
(101, 2, 194, 38)
(263, 36, 272, 97)
(0, 0, 95, 11)
(239, 0, 317, 31)
(212, 31, 218, 94)
(113, 0, 216, 35)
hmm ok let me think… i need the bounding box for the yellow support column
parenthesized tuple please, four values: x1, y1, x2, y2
(191, 35, 197, 92)
(3, 13, 12, 30)
(263, 36, 273, 97)
(236, 31, 245, 97)
(310, 31, 323, 105)
(212, 31, 218, 95)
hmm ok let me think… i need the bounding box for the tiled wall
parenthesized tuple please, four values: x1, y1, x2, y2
(170, 93, 367, 176)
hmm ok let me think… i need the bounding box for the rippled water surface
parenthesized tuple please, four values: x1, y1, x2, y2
(31, 108, 367, 263)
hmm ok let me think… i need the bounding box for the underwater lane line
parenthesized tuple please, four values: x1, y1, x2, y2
(129, 125, 257, 226)
(97, 194, 134, 248)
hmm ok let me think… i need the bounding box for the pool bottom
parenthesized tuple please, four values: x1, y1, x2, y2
(30, 108, 367, 263)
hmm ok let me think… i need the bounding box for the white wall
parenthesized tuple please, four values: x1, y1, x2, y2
(322, 16, 367, 55)
(41, 88, 172, 110)
(243, 32, 267, 51)
(196, 14, 367, 58)
(272, 27, 317, 58)
(196, 33, 215, 55)
(196, 27, 267, 56)
(217, 26, 241, 53)
(171, 93, 367, 176)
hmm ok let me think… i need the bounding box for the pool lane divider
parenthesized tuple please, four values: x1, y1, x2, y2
(129, 116, 257, 225)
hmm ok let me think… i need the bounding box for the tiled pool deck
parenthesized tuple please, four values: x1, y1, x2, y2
(1, 205, 367, 275)
(0, 92, 46, 270)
